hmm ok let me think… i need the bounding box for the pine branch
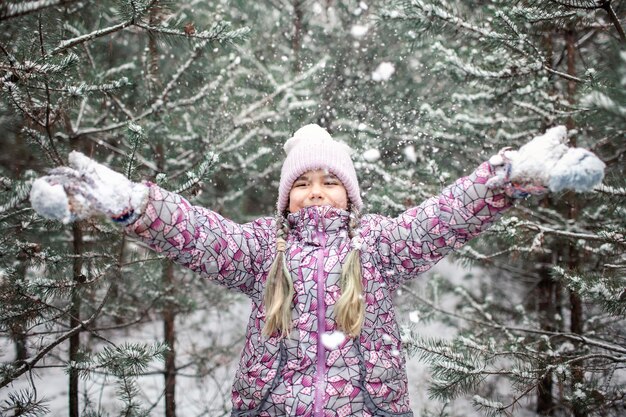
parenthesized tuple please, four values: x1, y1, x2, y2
(124, 122, 146, 179)
(234, 56, 329, 124)
(594, 184, 626, 196)
(0, 0, 79, 21)
(400, 284, 626, 355)
(134, 21, 250, 43)
(0, 283, 114, 389)
(172, 152, 219, 194)
(22, 77, 131, 96)
(547, 0, 626, 43)
(517, 220, 626, 246)
(50, 19, 135, 56)
(0, 389, 50, 416)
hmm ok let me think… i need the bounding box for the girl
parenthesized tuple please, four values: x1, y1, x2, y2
(30, 124, 604, 417)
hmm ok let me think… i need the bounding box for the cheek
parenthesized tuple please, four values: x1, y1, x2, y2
(335, 189, 349, 209)
(289, 188, 303, 202)
(288, 189, 304, 211)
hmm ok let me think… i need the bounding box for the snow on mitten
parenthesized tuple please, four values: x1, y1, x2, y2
(486, 147, 552, 198)
(30, 151, 148, 224)
(486, 126, 605, 198)
(548, 147, 606, 192)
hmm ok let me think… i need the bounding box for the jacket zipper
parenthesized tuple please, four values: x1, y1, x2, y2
(314, 212, 327, 417)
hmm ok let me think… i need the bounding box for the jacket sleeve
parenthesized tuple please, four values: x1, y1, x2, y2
(125, 184, 273, 298)
(369, 161, 512, 287)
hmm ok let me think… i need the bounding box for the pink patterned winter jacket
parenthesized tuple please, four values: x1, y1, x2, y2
(126, 161, 511, 417)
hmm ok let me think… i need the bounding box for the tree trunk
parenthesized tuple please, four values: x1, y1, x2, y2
(292, 0, 303, 73)
(163, 260, 177, 417)
(12, 252, 30, 361)
(536, 256, 556, 416)
(147, 1, 162, 95)
(69, 222, 83, 417)
(566, 29, 577, 132)
(12, 323, 28, 361)
(156, 113, 176, 416)
(565, 27, 587, 417)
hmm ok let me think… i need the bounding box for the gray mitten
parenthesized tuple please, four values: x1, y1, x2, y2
(30, 151, 148, 224)
(487, 126, 605, 198)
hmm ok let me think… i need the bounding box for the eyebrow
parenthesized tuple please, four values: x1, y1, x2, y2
(295, 173, 339, 181)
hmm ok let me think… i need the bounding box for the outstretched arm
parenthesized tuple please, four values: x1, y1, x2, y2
(368, 160, 509, 287)
(126, 183, 273, 297)
(369, 126, 605, 287)
(29, 151, 273, 298)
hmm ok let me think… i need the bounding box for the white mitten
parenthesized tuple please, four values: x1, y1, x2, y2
(487, 126, 605, 198)
(30, 151, 148, 224)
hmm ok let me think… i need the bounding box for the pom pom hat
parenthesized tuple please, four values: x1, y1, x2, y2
(277, 124, 363, 213)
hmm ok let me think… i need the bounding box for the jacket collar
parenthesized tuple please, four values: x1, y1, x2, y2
(287, 205, 350, 247)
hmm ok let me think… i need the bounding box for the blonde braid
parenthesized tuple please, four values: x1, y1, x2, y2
(263, 214, 294, 337)
(335, 207, 365, 337)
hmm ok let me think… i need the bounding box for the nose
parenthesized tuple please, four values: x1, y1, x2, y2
(309, 183, 323, 199)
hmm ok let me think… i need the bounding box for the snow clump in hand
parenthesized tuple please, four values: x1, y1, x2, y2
(29, 151, 149, 224)
(548, 147, 606, 192)
(67, 151, 146, 216)
(490, 125, 605, 194)
(30, 179, 72, 223)
(508, 125, 569, 187)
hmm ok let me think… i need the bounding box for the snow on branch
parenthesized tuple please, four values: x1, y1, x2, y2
(0, 52, 79, 76)
(0, 0, 77, 21)
(51, 20, 135, 55)
(594, 184, 626, 196)
(551, 265, 626, 315)
(432, 42, 543, 79)
(234, 57, 328, 125)
(581, 91, 626, 118)
(51, 16, 248, 57)
(134, 21, 250, 43)
(173, 152, 219, 195)
(51, 77, 131, 96)
(383, 0, 508, 41)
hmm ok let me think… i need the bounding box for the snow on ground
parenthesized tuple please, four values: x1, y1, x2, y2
(1, 259, 492, 416)
(1, 298, 249, 417)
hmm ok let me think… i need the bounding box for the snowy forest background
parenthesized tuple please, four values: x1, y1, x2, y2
(1, 1, 625, 416)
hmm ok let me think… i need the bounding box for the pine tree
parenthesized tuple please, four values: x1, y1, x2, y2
(3, 0, 623, 415)
(0, 1, 252, 415)
(382, 1, 626, 416)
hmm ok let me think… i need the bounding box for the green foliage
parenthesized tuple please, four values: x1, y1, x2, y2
(1, 0, 624, 415)
(0, 389, 50, 417)
(384, 0, 626, 415)
(0, 0, 253, 414)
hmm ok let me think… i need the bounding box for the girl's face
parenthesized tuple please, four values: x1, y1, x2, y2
(288, 169, 349, 213)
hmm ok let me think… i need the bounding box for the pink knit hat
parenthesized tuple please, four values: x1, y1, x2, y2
(277, 124, 362, 213)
